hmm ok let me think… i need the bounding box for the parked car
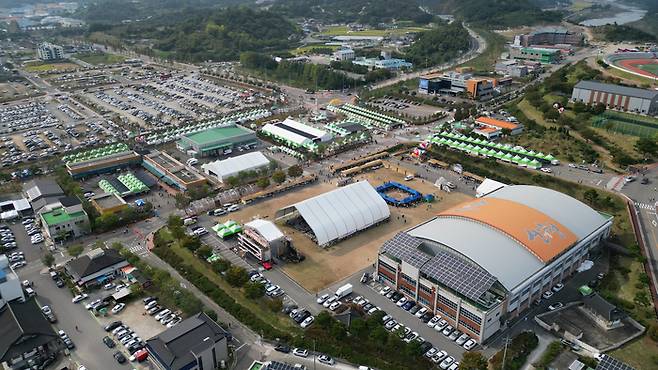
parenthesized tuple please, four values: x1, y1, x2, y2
(318, 355, 335, 365)
(292, 348, 308, 358)
(456, 333, 470, 346)
(301, 315, 315, 328)
(542, 291, 554, 299)
(548, 302, 564, 311)
(274, 344, 291, 353)
(316, 293, 330, 304)
(111, 303, 126, 314)
(463, 339, 477, 350)
(360, 272, 370, 283)
(72, 293, 88, 303)
(104, 321, 122, 332)
(552, 283, 564, 292)
(103, 336, 116, 348)
(113, 351, 127, 364)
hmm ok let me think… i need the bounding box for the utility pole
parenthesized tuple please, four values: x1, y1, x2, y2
(501, 336, 511, 370)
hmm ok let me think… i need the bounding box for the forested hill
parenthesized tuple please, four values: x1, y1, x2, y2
(104, 7, 300, 62)
(79, 0, 250, 24)
(270, 0, 434, 25)
(427, 0, 563, 27)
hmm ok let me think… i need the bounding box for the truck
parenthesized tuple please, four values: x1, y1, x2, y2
(335, 283, 353, 299)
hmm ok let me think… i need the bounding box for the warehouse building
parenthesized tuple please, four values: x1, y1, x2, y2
(495, 60, 529, 78)
(276, 181, 390, 247)
(261, 118, 332, 151)
(142, 150, 207, 192)
(375, 185, 613, 342)
(509, 47, 560, 64)
(64, 143, 141, 179)
(515, 27, 583, 47)
(176, 124, 258, 158)
(237, 219, 289, 262)
(201, 151, 271, 183)
(571, 80, 658, 116)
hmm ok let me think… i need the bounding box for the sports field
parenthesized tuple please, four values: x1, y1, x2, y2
(592, 111, 658, 138)
(617, 58, 658, 79)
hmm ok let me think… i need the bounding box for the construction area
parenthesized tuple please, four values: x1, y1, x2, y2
(215, 165, 472, 292)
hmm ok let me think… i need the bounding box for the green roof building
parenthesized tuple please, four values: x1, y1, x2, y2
(510, 47, 560, 64)
(176, 125, 258, 158)
(39, 197, 90, 241)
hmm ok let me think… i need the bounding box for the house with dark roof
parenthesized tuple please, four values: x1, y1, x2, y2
(582, 293, 626, 330)
(0, 299, 60, 370)
(22, 179, 64, 213)
(146, 312, 230, 370)
(64, 248, 128, 287)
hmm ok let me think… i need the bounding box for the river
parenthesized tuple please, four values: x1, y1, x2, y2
(579, 0, 647, 27)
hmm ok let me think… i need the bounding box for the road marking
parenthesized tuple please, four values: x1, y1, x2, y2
(635, 202, 656, 211)
(596, 180, 602, 186)
(652, 220, 657, 228)
(235, 343, 247, 351)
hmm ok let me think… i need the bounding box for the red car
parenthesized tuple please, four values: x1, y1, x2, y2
(262, 261, 273, 270)
(131, 349, 148, 362)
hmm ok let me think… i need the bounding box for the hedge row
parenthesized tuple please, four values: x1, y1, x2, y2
(153, 245, 292, 341)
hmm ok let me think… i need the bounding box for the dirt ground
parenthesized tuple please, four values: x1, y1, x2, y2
(219, 167, 473, 292)
(0, 81, 34, 100)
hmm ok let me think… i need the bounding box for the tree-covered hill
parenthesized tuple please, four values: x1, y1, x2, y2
(102, 7, 301, 62)
(271, 0, 434, 25)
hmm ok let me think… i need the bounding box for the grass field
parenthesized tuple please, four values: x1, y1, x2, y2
(319, 25, 430, 37)
(603, 61, 657, 85)
(74, 52, 125, 65)
(638, 63, 658, 76)
(24, 62, 78, 72)
(592, 111, 658, 138)
(570, 0, 593, 11)
(291, 44, 339, 56)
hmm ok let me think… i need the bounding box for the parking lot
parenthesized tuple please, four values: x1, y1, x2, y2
(367, 96, 447, 119)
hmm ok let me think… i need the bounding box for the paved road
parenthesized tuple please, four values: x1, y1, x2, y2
(10, 221, 127, 370)
(370, 23, 487, 90)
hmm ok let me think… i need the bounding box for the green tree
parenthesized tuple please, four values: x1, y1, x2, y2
(212, 259, 232, 273)
(256, 177, 270, 189)
(288, 164, 303, 177)
(67, 244, 84, 258)
(636, 137, 658, 157)
(583, 189, 599, 205)
(266, 297, 283, 312)
(174, 193, 191, 209)
(196, 245, 213, 259)
(204, 309, 218, 322)
(369, 325, 389, 347)
(167, 215, 183, 228)
(459, 351, 488, 370)
(41, 252, 55, 267)
(245, 281, 266, 299)
(543, 109, 559, 121)
(315, 311, 333, 329)
(226, 176, 239, 187)
(225, 266, 249, 287)
(272, 170, 286, 184)
(350, 318, 368, 338)
(181, 236, 201, 252)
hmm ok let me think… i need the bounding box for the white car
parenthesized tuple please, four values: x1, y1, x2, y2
(227, 204, 240, 212)
(415, 307, 428, 318)
(292, 348, 308, 358)
(10, 261, 26, 269)
(329, 301, 341, 311)
(463, 339, 477, 350)
(425, 347, 438, 358)
(318, 354, 335, 365)
(323, 296, 337, 308)
(552, 283, 564, 292)
(456, 333, 470, 345)
(427, 316, 441, 328)
(155, 309, 171, 320)
(111, 303, 126, 314)
(540, 167, 552, 173)
(316, 293, 330, 304)
(542, 291, 554, 299)
(301, 315, 315, 328)
(440, 356, 455, 369)
(379, 286, 391, 295)
(396, 297, 407, 307)
(85, 299, 102, 310)
(72, 293, 88, 303)
(193, 227, 208, 236)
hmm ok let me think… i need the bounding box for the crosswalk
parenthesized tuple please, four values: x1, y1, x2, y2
(128, 244, 149, 256)
(635, 202, 656, 211)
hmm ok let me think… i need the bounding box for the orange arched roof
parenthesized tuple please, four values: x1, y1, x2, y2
(439, 198, 578, 263)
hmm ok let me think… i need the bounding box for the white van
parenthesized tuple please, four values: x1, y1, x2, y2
(186, 158, 198, 166)
(183, 217, 197, 226)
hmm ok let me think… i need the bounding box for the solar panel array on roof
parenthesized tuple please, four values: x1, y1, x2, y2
(423, 250, 498, 302)
(381, 232, 430, 268)
(381, 232, 498, 301)
(596, 355, 636, 370)
(266, 361, 300, 370)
